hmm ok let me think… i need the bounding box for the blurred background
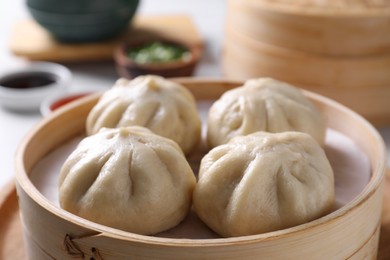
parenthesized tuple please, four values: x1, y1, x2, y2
(0, 0, 226, 188)
(0, 0, 225, 79)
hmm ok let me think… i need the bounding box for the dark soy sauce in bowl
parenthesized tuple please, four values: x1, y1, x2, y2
(0, 72, 58, 89)
(0, 62, 71, 111)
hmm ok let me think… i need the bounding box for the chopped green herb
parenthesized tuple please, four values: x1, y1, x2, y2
(127, 41, 191, 64)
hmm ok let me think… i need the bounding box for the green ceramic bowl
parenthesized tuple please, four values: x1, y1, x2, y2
(27, 0, 137, 14)
(27, 6, 133, 26)
(34, 21, 131, 43)
(26, 0, 139, 42)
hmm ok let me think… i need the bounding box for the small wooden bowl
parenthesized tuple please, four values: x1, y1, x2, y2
(114, 38, 202, 79)
(15, 79, 386, 259)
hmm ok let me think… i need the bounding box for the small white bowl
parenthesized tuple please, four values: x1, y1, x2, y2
(0, 62, 71, 112)
(40, 91, 92, 117)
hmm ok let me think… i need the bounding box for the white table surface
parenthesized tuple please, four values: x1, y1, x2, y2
(0, 0, 389, 190)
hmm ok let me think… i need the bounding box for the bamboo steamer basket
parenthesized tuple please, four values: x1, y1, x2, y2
(222, 28, 390, 125)
(226, 0, 390, 56)
(223, 27, 390, 89)
(223, 0, 390, 125)
(15, 79, 386, 259)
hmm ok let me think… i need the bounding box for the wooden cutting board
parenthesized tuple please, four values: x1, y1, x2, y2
(9, 15, 203, 62)
(1, 170, 390, 259)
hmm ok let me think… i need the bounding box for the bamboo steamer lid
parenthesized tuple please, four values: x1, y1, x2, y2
(227, 0, 390, 56)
